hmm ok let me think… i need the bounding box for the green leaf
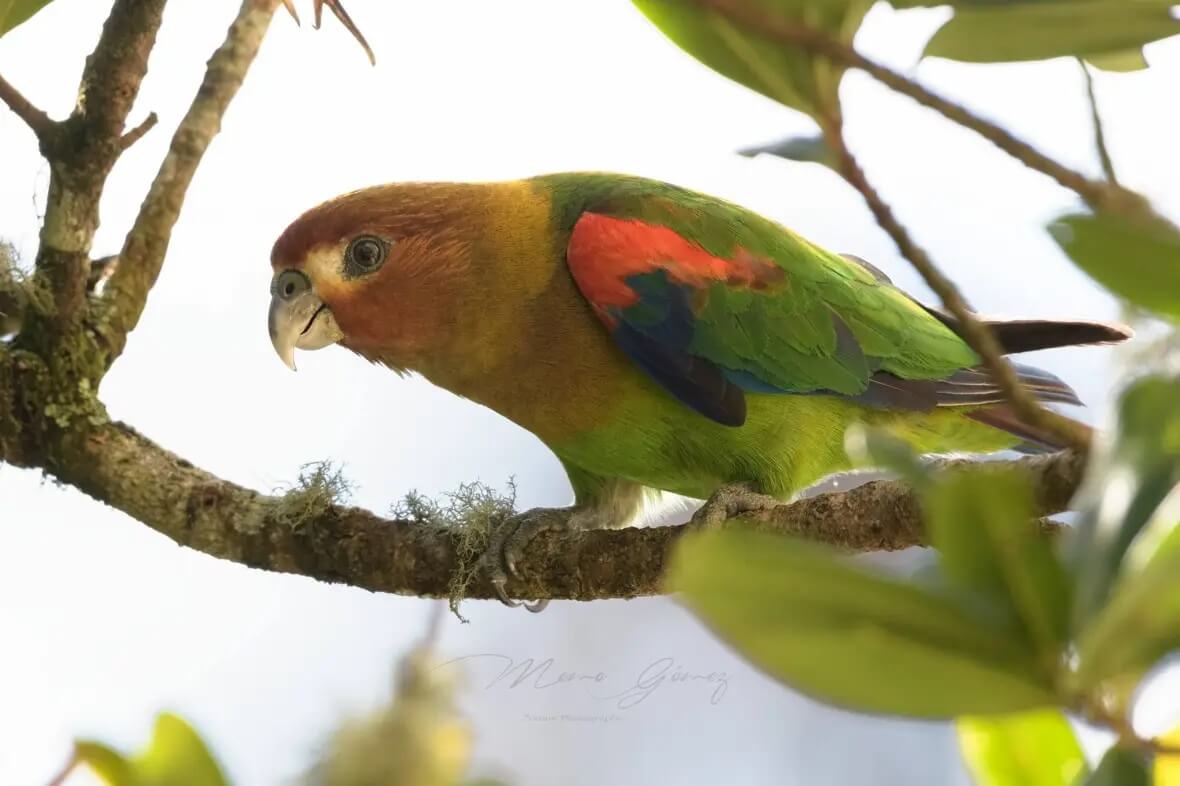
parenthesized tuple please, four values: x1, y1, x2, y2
(926, 469, 1071, 663)
(1070, 376, 1180, 631)
(922, 2, 1180, 64)
(844, 423, 931, 489)
(671, 529, 1057, 717)
(75, 742, 136, 785)
(1076, 540, 1180, 691)
(1086, 49, 1150, 73)
(738, 133, 837, 170)
(958, 709, 1089, 786)
(1086, 745, 1151, 786)
(632, 0, 872, 121)
(1050, 211, 1180, 322)
(0, 0, 56, 36)
(76, 713, 230, 786)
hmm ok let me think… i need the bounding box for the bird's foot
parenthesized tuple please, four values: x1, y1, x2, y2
(480, 506, 569, 613)
(690, 482, 781, 530)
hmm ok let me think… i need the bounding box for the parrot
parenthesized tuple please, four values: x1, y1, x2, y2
(267, 172, 1130, 608)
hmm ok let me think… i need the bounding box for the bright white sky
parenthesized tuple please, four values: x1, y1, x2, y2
(1, 1, 1178, 785)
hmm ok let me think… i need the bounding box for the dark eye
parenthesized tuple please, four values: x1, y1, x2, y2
(344, 235, 388, 276)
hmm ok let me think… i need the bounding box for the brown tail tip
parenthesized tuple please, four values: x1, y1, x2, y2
(967, 406, 1091, 453)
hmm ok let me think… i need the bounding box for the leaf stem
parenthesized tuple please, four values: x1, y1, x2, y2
(1079, 59, 1119, 185)
(695, 0, 1126, 212)
(819, 114, 1090, 451)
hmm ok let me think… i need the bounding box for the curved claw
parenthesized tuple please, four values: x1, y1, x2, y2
(481, 507, 568, 612)
(490, 574, 548, 612)
(490, 576, 525, 608)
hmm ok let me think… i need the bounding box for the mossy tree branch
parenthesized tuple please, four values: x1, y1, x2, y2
(27, 416, 1086, 602)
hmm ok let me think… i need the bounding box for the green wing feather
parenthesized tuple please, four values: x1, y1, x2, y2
(544, 172, 980, 402)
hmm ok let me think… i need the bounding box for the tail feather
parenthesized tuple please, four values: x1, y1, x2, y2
(922, 313, 1126, 450)
(954, 364, 1085, 451)
(838, 251, 1134, 353)
(836, 251, 1129, 451)
(924, 309, 1133, 354)
(966, 406, 1092, 453)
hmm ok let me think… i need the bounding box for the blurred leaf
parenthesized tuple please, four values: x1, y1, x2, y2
(671, 529, 1057, 717)
(844, 423, 931, 489)
(0, 0, 55, 36)
(1086, 745, 1151, 786)
(738, 133, 836, 169)
(1071, 376, 1180, 630)
(1075, 533, 1180, 687)
(1157, 723, 1180, 786)
(632, 0, 872, 121)
(1050, 211, 1180, 322)
(958, 709, 1089, 786)
(76, 713, 229, 786)
(1086, 49, 1150, 72)
(310, 625, 473, 786)
(920, 2, 1180, 64)
(926, 469, 1071, 663)
(74, 742, 136, 785)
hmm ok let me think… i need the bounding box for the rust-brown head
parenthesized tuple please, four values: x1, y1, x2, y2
(268, 183, 483, 371)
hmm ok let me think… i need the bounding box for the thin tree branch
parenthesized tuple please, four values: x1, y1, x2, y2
(32, 411, 1083, 602)
(102, 0, 282, 364)
(67, 0, 167, 152)
(1079, 60, 1118, 185)
(0, 72, 54, 140)
(43, 748, 77, 786)
(820, 116, 1091, 451)
(15, 0, 168, 344)
(118, 111, 159, 151)
(694, 0, 1135, 213)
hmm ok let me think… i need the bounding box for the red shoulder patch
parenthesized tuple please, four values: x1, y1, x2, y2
(567, 213, 783, 309)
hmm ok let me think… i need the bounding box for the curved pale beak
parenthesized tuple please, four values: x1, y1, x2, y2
(268, 269, 343, 370)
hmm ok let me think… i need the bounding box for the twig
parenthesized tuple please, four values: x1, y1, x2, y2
(1079, 60, 1118, 185)
(821, 115, 1090, 451)
(0, 72, 54, 140)
(118, 111, 159, 151)
(1082, 700, 1180, 757)
(102, 0, 282, 363)
(44, 748, 77, 786)
(13, 0, 168, 341)
(695, 0, 1123, 212)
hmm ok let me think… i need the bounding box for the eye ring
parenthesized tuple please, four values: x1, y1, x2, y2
(344, 235, 389, 276)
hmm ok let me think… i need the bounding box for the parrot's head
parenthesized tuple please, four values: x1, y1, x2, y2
(267, 184, 481, 371)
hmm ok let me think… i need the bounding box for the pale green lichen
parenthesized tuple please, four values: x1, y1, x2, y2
(0, 243, 54, 335)
(272, 461, 355, 531)
(391, 480, 516, 621)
